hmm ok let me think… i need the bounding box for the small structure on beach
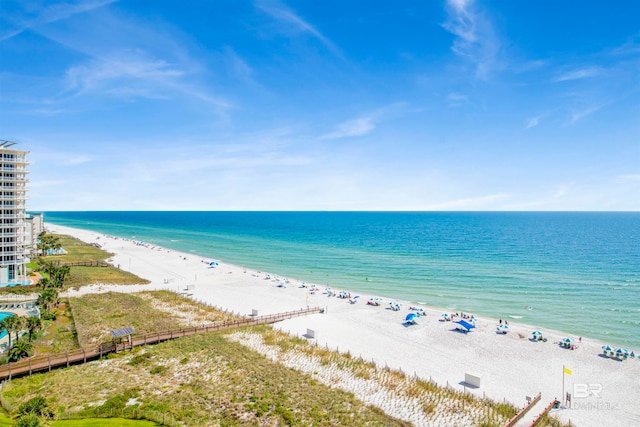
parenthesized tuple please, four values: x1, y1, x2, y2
(110, 326, 135, 352)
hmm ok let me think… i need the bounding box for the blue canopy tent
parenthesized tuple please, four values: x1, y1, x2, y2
(455, 319, 475, 333)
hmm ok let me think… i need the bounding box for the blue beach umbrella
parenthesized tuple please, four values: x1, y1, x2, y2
(532, 331, 543, 339)
(405, 313, 418, 322)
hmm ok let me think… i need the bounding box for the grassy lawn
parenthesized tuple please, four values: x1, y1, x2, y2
(44, 235, 114, 263)
(40, 235, 150, 288)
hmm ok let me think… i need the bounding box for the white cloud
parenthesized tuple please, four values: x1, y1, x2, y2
(1, 0, 117, 41)
(525, 117, 539, 129)
(62, 50, 230, 108)
(65, 50, 183, 93)
(442, 0, 500, 79)
(569, 105, 604, 123)
(320, 117, 375, 140)
(223, 47, 254, 83)
(255, 0, 341, 56)
(553, 66, 602, 82)
(447, 92, 468, 106)
(553, 182, 574, 198)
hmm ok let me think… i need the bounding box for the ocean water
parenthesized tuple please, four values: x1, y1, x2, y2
(43, 211, 640, 348)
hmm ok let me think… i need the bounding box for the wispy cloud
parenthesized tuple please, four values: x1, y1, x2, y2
(255, 0, 341, 56)
(553, 182, 574, 198)
(320, 103, 406, 140)
(321, 117, 375, 140)
(222, 47, 255, 84)
(65, 50, 183, 93)
(424, 193, 510, 210)
(525, 116, 540, 129)
(442, 0, 500, 79)
(62, 50, 230, 107)
(569, 104, 606, 123)
(447, 92, 468, 106)
(65, 155, 93, 166)
(553, 66, 602, 82)
(1, 0, 117, 41)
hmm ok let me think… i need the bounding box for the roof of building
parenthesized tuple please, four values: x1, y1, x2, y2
(110, 327, 135, 338)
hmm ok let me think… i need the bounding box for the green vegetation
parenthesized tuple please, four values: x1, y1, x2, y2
(0, 289, 569, 426)
(39, 234, 149, 288)
(2, 332, 410, 426)
(53, 419, 160, 426)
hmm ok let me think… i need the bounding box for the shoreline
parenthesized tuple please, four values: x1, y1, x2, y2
(48, 223, 640, 426)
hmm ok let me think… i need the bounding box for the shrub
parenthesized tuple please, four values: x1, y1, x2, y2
(16, 397, 53, 419)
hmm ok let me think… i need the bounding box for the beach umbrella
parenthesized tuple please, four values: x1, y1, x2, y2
(497, 324, 509, 334)
(442, 313, 449, 318)
(532, 331, 542, 338)
(616, 348, 630, 358)
(455, 319, 475, 332)
(602, 345, 614, 351)
(405, 313, 418, 322)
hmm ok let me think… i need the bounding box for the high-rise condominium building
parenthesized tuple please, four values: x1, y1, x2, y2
(0, 140, 29, 285)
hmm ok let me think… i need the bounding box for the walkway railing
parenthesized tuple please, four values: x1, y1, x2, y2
(503, 392, 541, 427)
(527, 398, 558, 426)
(0, 306, 321, 381)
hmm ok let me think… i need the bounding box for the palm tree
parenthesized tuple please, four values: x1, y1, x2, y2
(9, 340, 32, 362)
(26, 317, 42, 342)
(0, 315, 19, 350)
(12, 316, 25, 343)
(36, 288, 58, 311)
(37, 277, 49, 290)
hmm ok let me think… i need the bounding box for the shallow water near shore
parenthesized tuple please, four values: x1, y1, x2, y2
(44, 211, 640, 348)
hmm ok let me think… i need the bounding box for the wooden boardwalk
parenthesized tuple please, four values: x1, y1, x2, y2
(0, 306, 322, 381)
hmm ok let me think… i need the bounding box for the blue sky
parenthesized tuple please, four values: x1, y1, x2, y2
(1, 0, 639, 211)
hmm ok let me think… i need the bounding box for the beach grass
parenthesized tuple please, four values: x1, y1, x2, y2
(2, 332, 412, 426)
(52, 419, 161, 426)
(69, 291, 239, 348)
(1, 291, 570, 426)
(31, 299, 79, 355)
(226, 327, 530, 426)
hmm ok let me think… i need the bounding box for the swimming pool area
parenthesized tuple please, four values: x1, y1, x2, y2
(0, 280, 32, 288)
(0, 312, 15, 339)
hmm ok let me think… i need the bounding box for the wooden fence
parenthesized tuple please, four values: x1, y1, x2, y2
(0, 306, 321, 381)
(527, 398, 559, 426)
(54, 260, 111, 267)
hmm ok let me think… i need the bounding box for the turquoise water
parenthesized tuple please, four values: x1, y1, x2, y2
(0, 280, 32, 288)
(0, 312, 14, 339)
(44, 211, 640, 348)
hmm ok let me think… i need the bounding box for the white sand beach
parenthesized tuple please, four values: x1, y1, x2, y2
(50, 224, 640, 427)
